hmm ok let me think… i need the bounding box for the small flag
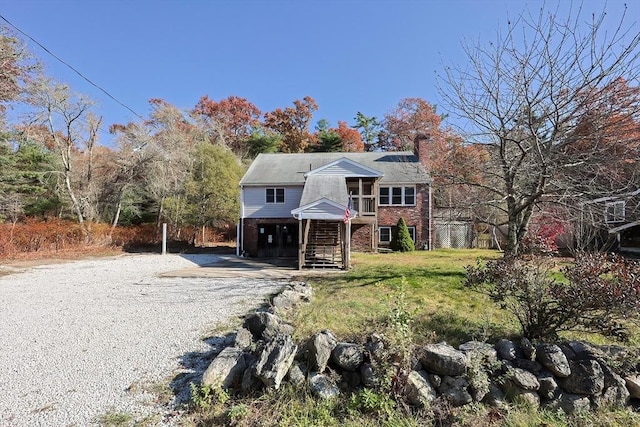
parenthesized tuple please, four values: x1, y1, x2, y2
(343, 194, 352, 223)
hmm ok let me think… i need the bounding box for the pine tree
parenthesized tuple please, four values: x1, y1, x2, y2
(390, 217, 415, 252)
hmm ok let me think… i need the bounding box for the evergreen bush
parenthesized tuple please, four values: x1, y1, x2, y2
(390, 217, 415, 252)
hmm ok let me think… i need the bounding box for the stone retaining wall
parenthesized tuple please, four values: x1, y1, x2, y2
(201, 282, 640, 415)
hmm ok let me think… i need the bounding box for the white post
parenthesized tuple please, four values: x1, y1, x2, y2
(162, 223, 167, 255)
(236, 223, 240, 256)
(345, 219, 351, 270)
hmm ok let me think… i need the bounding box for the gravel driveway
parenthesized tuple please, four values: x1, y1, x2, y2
(0, 253, 285, 426)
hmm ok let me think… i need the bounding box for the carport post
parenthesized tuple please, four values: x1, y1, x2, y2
(162, 223, 167, 255)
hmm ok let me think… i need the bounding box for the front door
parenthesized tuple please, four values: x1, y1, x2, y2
(257, 224, 298, 258)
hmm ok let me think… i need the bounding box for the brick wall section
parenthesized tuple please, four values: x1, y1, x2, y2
(351, 223, 373, 251)
(377, 183, 431, 249)
(242, 218, 297, 256)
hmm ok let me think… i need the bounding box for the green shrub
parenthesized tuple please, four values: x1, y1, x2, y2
(390, 218, 415, 252)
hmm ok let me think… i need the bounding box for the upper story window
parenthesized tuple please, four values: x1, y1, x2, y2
(266, 188, 285, 204)
(606, 200, 625, 223)
(379, 186, 416, 206)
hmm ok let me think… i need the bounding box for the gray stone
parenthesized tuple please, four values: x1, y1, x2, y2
(595, 384, 630, 409)
(521, 338, 536, 360)
(331, 343, 364, 372)
(482, 383, 507, 409)
(547, 393, 591, 415)
(438, 376, 473, 407)
(419, 343, 469, 376)
(308, 372, 340, 399)
(428, 374, 442, 388)
(506, 387, 540, 407)
(364, 333, 385, 360)
(307, 330, 337, 373)
(625, 375, 640, 399)
(495, 339, 519, 361)
(594, 363, 630, 409)
(233, 327, 254, 349)
(202, 346, 247, 389)
(340, 370, 362, 389)
(537, 370, 559, 400)
(360, 363, 378, 388)
(560, 360, 604, 395)
(515, 358, 542, 374)
(459, 341, 498, 364)
(560, 341, 599, 361)
(272, 282, 312, 309)
(537, 344, 571, 378)
(506, 367, 540, 391)
(255, 334, 298, 389)
(278, 323, 295, 336)
(241, 363, 262, 392)
(405, 370, 437, 407)
(244, 311, 281, 341)
(467, 367, 490, 402)
(286, 362, 307, 386)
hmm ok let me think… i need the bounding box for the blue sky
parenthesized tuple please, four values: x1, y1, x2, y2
(1, 0, 638, 145)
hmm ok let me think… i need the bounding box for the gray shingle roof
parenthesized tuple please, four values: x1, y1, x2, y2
(299, 175, 349, 207)
(240, 152, 432, 186)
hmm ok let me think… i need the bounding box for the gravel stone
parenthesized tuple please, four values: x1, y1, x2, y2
(0, 254, 284, 426)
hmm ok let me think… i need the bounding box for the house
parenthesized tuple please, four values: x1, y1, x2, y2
(576, 188, 640, 254)
(602, 189, 640, 254)
(238, 147, 432, 269)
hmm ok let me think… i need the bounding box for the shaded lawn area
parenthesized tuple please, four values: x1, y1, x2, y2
(288, 249, 518, 346)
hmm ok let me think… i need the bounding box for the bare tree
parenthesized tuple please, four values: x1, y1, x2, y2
(440, 3, 640, 256)
(27, 78, 102, 236)
(110, 99, 202, 238)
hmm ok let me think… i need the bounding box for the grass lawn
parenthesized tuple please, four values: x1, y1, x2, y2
(287, 249, 517, 346)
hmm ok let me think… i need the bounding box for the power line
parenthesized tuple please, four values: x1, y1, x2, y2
(0, 13, 145, 122)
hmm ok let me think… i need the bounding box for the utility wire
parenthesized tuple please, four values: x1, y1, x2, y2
(0, 13, 145, 122)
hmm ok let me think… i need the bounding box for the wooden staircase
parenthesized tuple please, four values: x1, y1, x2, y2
(303, 220, 342, 268)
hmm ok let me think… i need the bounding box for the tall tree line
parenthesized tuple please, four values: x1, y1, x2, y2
(2, 0, 639, 257)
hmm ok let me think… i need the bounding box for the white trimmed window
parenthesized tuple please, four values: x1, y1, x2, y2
(379, 226, 392, 243)
(379, 225, 416, 243)
(379, 186, 416, 206)
(407, 226, 416, 242)
(266, 188, 285, 204)
(606, 201, 625, 223)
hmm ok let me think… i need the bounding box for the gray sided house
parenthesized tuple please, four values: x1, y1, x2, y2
(238, 151, 432, 269)
(588, 188, 640, 254)
(574, 188, 640, 256)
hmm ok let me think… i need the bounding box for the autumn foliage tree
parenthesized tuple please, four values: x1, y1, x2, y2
(192, 95, 261, 158)
(0, 27, 38, 119)
(309, 119, 364, 152)
(565, 78, 640, 194)
(334, 120, 364, 152)
(264, 96, 318, 153)
(382, 98, 446, 153)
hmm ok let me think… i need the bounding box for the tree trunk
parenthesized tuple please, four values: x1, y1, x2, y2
(109, 200, 122, 240)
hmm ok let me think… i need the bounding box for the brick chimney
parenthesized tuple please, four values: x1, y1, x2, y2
(414, 132, 431, 171)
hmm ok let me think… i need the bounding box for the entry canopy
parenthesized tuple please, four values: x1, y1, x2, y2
(291, 198, 356, 220)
